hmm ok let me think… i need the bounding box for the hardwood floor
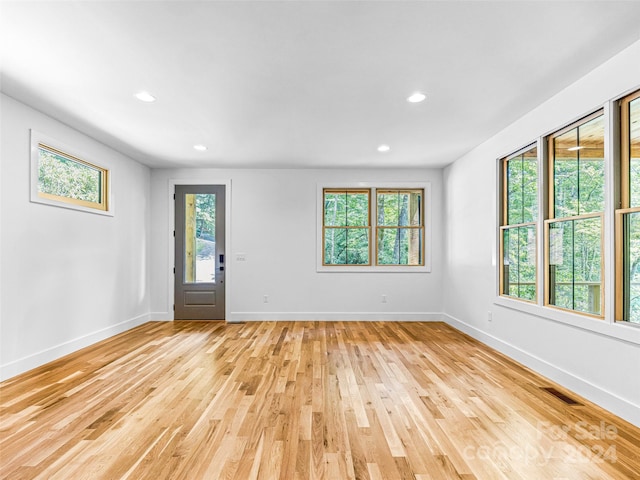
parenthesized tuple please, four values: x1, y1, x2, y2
(1, 321, 639, 479)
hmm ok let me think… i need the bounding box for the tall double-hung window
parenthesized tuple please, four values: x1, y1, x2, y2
(616, 89, 640, 324)
(546, 111, 605, 316)
(500, 145, 538, 301)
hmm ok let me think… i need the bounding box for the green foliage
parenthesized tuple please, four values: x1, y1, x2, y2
(324, 191, 370, 264)
(503, 149, 537, 301)
(630, 159, 640, 208)
(503, 226, 536, 301)
(377, 191, 422, 265)
(195, 194, 215, 240)
(194, 194, 216, 260)
(38, 148, 101, 203)
(324, 228, 369, 265)
(324, 192, 368, 226)
(506, 152, 537, 225)
(549, 217, 602, 315)
(323, 189, 423, 266)
(554, 158, 604, 217)
(626, 212, 640, 323)
(546, 116, 605, 314)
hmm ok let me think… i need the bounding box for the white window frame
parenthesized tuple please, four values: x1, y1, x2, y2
(317, 182, 432, 273)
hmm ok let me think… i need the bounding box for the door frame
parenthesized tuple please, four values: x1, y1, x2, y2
(167, 179, 232, 321)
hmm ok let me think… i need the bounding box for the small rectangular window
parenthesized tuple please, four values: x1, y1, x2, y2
(500, 145, 538, 302)
(30, 131, 111, 215)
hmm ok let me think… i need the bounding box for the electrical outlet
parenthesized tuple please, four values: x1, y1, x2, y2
(236, 253, 246, 262)
(263, 295, 269, 304)
(382, 294, 387, 304)
(487, 311, 493, 322)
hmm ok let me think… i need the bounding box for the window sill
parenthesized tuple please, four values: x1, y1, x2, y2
(493, 296, 640, 346)
(317, 265, 431, 273)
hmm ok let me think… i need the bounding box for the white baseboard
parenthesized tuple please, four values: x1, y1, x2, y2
(0, 313, 150, 382)
(442, 313, 640, 428)
(228, 311, 444, 322)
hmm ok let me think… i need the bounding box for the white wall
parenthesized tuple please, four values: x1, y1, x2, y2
(0, 94, 151, 380)
(443, 39, 640, 425)
(150, 168, 444, 322)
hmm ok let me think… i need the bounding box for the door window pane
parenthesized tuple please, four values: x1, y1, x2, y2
(184, 193, 216, 283)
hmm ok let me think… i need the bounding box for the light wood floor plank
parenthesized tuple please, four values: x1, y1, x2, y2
(1, 321, 639, 479)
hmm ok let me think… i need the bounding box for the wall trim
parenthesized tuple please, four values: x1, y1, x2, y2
(228, 311, 444, 322)
(442, 312, 640, 428)
(0, 313, 150, 382)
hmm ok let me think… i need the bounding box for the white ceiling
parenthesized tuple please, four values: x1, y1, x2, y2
(2, 1, 640, 169)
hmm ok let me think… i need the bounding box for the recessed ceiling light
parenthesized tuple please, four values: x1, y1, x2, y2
(193, 144, 208, 151)
(377, 144, 390, 152)
(134, 91, 156, 103)
(407, 92, 426, 103)
(567, 146, 584, 151)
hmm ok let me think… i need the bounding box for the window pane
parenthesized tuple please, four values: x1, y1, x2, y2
(346, 192, 369, 226)
(506, 147, 537, 225)
(377, 190, 422, 227)
(38, 145, 102, 204)
(377, 228, 422, 265)
(324, 191, 369, 227)
(324, 228, 369, 265)
(630, 97, 640, 208)
(624, 212, 640, 323)
(549, 221, 574, 310)
(549, 217, 601, 315)
(573, 216, 602, 315)
(325, 228, 346, 264)
(554, 129, 579, 218)
(346, 229, 370, 264)
(553, 115, 605, 217)
(324, 192, 347, 227)
(184, 193, 216, 283)
(502, 226, 536, 301)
